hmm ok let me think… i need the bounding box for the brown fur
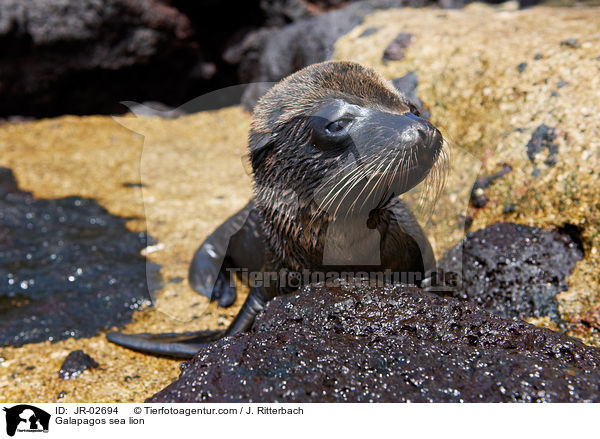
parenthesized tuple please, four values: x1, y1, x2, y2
(247, 61, 445, 282)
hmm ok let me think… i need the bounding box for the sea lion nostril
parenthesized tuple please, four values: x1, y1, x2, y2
(430, 128, 443, 150)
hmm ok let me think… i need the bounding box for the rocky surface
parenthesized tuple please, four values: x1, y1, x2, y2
(0, 0, 547, 118)
(0, 168, 156, 347)
(0, 111, 251, 402)
(150, 281, 600, 402)
(0, 0, 206, 117)
(58, 350, 99, 380)
(436, 222, 583, 323)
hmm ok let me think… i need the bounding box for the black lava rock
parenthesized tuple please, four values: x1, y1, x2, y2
(0, 168, 158, 347)
(560, 38, 580, 49)
(469, 164, 512, 209)
(382, 32, 413, 61)
(526, 124, 559, 167)
(58, 350, 99, 380)
(149, 280, 599, 402)
(437, 222, 583, 323)
(0, 0, 200, 117)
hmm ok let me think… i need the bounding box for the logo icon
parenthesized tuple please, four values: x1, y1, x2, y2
(3, 405, 50, 437)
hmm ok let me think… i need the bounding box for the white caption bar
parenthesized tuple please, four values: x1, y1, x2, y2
(0, 403, 596, 438)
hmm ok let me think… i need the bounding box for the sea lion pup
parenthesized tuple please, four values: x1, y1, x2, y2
(107, 61, 447, 357)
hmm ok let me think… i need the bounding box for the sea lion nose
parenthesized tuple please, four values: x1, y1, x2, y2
(394, 113, 439, 149)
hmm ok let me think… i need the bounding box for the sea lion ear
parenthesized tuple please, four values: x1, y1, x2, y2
(253, 134, 273, 152)
(249, 134, 276, 172)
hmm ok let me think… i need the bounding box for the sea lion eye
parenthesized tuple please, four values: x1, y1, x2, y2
(408, 102, 421, 117)
(326, 119, 352, 133)
(310, 99, 364, 152)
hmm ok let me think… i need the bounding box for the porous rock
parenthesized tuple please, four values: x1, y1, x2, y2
(0, 0, 198, 117)
(437, 222, 583, 323)
(58, 350, 99, 380)
(149, 281, 600, 402)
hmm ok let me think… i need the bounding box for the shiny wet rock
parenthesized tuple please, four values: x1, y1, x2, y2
(149, 281, 600, 402)
(436, 222, 583, 323)
(58, 350, 99, 380)
(0, 168, 158, 347)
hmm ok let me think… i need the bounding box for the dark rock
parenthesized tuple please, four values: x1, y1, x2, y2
(259, 0, 315, 26)
(517, 62, 527, 73)
(526, 124, 559, 167)
(457, 214, 474, 231)
(560, 38, 580, 49)
(149, 280, 600, 402)
(438, 0, 465, 9)
(391, 71, 430, 119)
(519, 0, 542, 8)
(470, 190, 489, 209)
(392, 72, 419, 99)
(0, 0, 201, 118)
(469, 164, 512, 209)
(382, 32, 413, 61)
(0, 168, 19, 198)
(58, 350, 99, 380)
(0, 168, 158, 347)
(503, 204, 516, 214)
(534, 53, 543, 60)
(437, 222, 583, 323)
(557, 79, 569, 88)
(122, 182, 147, 189)
(358, 26, 380, 38)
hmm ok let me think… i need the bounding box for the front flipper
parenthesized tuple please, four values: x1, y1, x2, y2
(188, 203, 254, 306)
(189, 200, 266, 308)
(106, 287, 270, 358)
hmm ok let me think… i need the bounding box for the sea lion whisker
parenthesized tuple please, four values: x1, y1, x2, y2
(318, 150, 384, 216)
(329, 157, 381, 220)
(353, 149, 397, 214)
(339, 152, 391, 218)
(310, 165, 369, 226)
(415, 139, 449, 219)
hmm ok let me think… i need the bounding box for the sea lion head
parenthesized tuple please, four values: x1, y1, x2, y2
(249, 61, 447, 219)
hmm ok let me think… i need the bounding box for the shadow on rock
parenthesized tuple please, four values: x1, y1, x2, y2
(0, 168, 160, 347)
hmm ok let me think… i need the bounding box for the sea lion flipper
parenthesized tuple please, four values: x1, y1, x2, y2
(106, 287, 270, 358)
(189, 201, 266, 308)
(188, 202, 255, 306)
(106, 330, 224, 358)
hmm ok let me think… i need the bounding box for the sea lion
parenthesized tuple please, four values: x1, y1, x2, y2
(107, 61, 448, 358)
